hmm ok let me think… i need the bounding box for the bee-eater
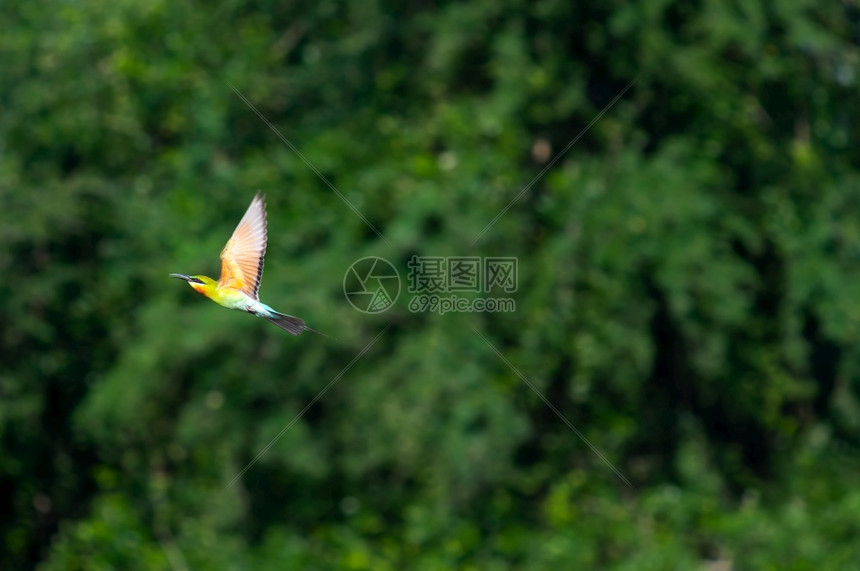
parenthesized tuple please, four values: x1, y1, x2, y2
(170, 192, 319, 335)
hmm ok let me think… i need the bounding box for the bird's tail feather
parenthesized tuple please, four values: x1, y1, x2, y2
(265, 313, 306, 336)
(265, 311, 332, 338)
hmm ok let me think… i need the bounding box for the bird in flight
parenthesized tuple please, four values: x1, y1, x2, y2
(170, 192, 321, 335)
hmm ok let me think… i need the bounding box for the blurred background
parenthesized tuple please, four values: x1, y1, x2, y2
(2, 0, 860, 568)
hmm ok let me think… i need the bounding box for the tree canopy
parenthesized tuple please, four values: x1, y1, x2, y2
(2, 0, 860, 568)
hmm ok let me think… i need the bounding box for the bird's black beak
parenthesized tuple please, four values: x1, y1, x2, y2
(169, 273, 193, 282)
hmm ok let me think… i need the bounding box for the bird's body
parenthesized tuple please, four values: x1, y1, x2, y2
(170, 192, 316, 336)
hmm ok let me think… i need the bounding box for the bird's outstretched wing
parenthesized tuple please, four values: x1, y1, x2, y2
(218, 192, 267, 299)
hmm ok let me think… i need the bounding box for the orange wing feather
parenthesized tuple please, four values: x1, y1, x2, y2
(218, 192, 267, 299)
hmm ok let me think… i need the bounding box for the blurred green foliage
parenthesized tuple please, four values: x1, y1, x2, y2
(2, 0, 860, 568)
